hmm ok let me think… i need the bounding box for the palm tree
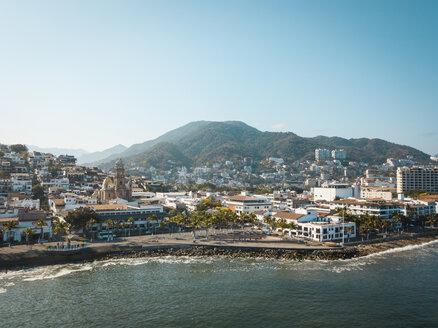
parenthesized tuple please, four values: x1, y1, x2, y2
(104, 219, 117, 241)
(22, 227, 35, 247)
(0, 226, 5, 245)
(86, 218, 97, 241)
(53, 220, 69, 242)
(119, 221, 128, 237)
(426, 214, 438, 227)
(34, 218, 47, 243)
(127, 217, 135, 237)
(4, 220, 18, 246)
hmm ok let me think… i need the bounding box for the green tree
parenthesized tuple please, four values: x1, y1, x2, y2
(53, 219, 69, 241)
(4, 220, 18, 246)
(104, 219, 117, 241)
(32, 184, 48, 210)
(34, 218, 48, 243)
(127, 217, 135, 237)
(0, 170, 10, 179)
(65, 207, 100, 237)
(9, 144, 27, 153)
(22, 227, 35, 247)
(86, 218, 97, 241)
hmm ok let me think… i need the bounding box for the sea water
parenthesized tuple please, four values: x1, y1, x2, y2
(1, 240, 438, 327)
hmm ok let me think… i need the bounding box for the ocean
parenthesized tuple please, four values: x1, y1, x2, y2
(1, 240, 438, 327)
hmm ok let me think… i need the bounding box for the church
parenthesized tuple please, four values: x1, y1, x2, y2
(96, 159, 132, 202)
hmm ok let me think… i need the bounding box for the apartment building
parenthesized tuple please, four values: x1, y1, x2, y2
(397, 167, 438, 194)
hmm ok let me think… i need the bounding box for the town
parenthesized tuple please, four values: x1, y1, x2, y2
(1, 143, 437, 249)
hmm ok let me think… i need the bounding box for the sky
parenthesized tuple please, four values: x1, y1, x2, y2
(0, 0, 437, 154)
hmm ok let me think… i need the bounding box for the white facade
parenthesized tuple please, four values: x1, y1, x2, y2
(313, 183, 353, 202)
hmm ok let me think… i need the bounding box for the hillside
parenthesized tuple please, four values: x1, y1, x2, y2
(94, 121, 431, 169)
(78, 144, 127, 165)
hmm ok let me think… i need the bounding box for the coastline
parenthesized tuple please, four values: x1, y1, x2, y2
(2, 230, 438, 270)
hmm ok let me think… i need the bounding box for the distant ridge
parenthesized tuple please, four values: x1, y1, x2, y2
(90, 121, 431, 169)
(78, 144, 127, 165)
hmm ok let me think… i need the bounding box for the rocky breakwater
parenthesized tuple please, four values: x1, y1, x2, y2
(98, 246, 362, 261)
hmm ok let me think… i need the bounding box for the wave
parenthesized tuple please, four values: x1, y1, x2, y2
(22, 264, 93, 281)
(0, 287, 6, 294)
(361, 238, 438, 259)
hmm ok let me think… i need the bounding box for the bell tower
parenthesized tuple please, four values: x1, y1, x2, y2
(114, 159, 126, 194)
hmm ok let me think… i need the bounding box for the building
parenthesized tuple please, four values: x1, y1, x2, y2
(225, 192, 273, 216)
(331, 149, 347, 160)
(313, 183, 354, 202)
(96, 159, 132, 202)
(0, 208, 52, 242)
(329, 198, 403, 219)
(397, 167, 438, 194)
(315, 149, 331, 161)
(360, 186, 395, 201)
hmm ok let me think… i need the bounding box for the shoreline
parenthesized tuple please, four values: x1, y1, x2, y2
(2, 230, 438, 270)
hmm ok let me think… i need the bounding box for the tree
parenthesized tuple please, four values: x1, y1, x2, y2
(22, 228, 35, 247)
(65, 207, 100, 237)
(119, 221, 128, 237)
(9, 144, 27, 153)
(196, 196, 221, 212)
(86, 218, 97, 241)
(32, 184, 48, 210)
(0, 225, 5, 244)
(4, 220, 18, 246)
(33, 218, 47, 243)
(104, 219, 117, 241)
(426, 214, 438, 227)
(0, 170, 10, 179)
(127, 217, 135, 237)
(53, 220, 69, 241)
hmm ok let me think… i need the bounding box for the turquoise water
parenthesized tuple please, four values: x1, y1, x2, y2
(1, 241, 438, 327)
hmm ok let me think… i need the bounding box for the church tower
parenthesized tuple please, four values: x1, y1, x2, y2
(114, 159, 127, 198)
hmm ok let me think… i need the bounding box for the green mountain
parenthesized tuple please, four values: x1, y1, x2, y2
(94, 121, 431, 169)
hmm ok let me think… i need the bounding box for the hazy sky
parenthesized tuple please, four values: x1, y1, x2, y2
(0, 0, 437, 154)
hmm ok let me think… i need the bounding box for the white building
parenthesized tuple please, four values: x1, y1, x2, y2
(225, 192, 273, 216)
(397, 167, 438, 194)
(360, 186, 395, 201)
(42, 178, 70, 190)
(313, 183, 353, 202)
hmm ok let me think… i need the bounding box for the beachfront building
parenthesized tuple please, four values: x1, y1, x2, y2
(0, 208, 52, 242)
(224, 192, 273, 216)
(269, 208, 356, 242)
(329, 198, 403, 219)
(295, 217, 356, 242)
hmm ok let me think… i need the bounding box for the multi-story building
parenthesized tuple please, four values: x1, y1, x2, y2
(360, 186, 395, 201)
(331, 149, 347, 160)
(329, 198, 403, 219)
(225, 192, 273, 216)
(313, 183, 354, 202)
(315, 149, 331, 161)
(397, 167, 438, 194)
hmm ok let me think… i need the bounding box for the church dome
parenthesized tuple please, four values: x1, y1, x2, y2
(102, 177, 113, 190)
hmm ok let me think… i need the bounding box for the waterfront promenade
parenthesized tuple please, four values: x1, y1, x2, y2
(2, 229, 438, 269)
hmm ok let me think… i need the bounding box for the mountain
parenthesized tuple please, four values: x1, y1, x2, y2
(88, 121, 212, 166)
(27, 145, 90, 158)
(78, 144, 127, 165)
(95, 121, 431, 169)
